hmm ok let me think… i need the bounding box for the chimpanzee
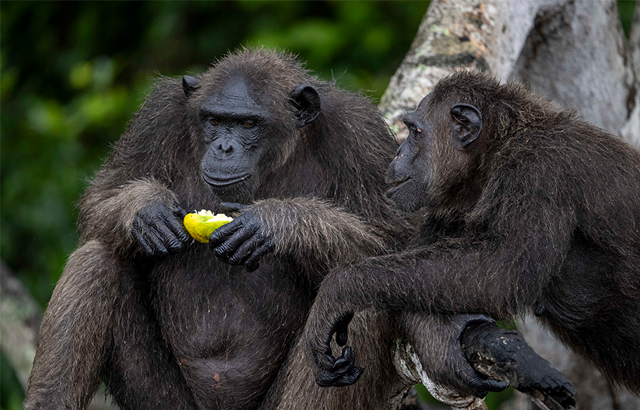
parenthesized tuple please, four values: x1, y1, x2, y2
(25, 49, 521, 410)
(305, 70, 640, 395)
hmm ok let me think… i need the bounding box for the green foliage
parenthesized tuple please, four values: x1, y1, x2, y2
(0, 352, 24, 410)
(619, 0, 637, 38)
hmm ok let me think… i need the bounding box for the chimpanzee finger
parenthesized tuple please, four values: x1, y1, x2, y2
(337, 365, 364, 387)
(228, 235, 264, 266)
(482, 379, 509, 393)
(174, 204, 189, 219)
(134, 231, 154, 256)
(332, 346, 355, 374)
(146, 231, 169, 258)
(155, 216, 186, 251)
(213, 226, 255, 258)
(468, 375, 509, 397)
(333, 312, 354, 347)
(220, 202, 249, 217)
(166, 213, 190, 243)
(244, 241, 274, 272)
(335, 317, 352, 346)
(209, 219, 242, 247)
(329, 347, 363, 386)
(335, 330, 348, 347)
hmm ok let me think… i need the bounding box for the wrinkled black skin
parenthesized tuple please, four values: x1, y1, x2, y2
(133, 203, 190, 258)
(462, 322, 576, 410)
(209, 202, 273, 272)
(307, 71, 640, 396)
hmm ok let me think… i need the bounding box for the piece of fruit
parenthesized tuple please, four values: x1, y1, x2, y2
(183, 210, 233, 243)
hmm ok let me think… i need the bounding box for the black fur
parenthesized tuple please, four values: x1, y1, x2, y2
(307, 71, 640, 395)
(25, 50, 505, 410)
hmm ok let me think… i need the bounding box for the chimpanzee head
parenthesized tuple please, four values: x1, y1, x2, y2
(385, 76, 485, 214)
(182, 50, 321, 203)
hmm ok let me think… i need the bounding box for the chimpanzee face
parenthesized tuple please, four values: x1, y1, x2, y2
(385, 94, 483, 213)
(198, 77, 270, 202)
(385, 98, 432, 213)
(183, 75, 320, 204)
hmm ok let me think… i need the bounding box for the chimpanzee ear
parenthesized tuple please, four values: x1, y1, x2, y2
(291, 84, 321, 127)
(450, 103, 482, 149)
(182, 75, 200, 98)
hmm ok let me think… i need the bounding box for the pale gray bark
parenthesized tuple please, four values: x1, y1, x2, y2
(382, 0, 640, 409)
(0, 260, 41, 390)
(508, 0, 638, 145)
(621, 4, 640, 147)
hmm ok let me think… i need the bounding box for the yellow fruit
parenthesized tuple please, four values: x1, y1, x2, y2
(183, 210, 233, 243)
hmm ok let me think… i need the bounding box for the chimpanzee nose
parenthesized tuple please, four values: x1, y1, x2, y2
(214, 138, 237, 158)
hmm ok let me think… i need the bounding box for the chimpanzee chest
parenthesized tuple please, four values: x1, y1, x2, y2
(150, 248, 312, 409)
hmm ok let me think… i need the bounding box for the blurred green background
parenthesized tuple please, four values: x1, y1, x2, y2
(1, 1, 637, 409)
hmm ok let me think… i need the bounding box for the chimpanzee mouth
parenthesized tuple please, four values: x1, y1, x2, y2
(203, 173, 251, 188)
(385, 177, 411, 197)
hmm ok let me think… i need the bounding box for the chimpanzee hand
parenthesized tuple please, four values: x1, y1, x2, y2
(209, 202, 275, 272)
(309, 311, 364, 387)
(132, 202, 190, 258)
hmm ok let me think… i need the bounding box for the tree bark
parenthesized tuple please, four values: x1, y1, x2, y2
(381, 0, 640, 409)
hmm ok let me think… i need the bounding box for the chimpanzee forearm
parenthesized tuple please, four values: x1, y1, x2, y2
(311, 181, 574, 321)
(259, 198, 388, 266)
(77, 78, 194, 259)
(211, 197, 391, 279)
(25, 242, 118, 410)
(78, 178, 187, 258)
(306, 233, 571, 364)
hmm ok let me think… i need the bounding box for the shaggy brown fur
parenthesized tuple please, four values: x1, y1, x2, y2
(306, 71, 640, 395)
(25, 49, 499, 410)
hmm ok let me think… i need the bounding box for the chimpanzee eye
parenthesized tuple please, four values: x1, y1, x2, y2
(243, 121, 255, 128)
(210, 119, 220, 126)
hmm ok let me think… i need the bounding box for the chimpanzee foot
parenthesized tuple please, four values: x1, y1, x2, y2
(314, 346, 364, 387)
(462, 322, 576, 410)
(526, 373, 576, 410)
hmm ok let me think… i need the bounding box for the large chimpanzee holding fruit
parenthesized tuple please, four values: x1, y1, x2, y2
(25, 48, 511, 410)
(25, 49, 571, 410)
(305, 71, 640, 395)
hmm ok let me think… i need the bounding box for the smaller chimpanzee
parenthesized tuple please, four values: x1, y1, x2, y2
(305, 71, 640, 395)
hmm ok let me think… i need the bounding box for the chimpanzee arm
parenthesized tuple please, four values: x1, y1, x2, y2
(24, 242, 116, 410)
(77, 77, 193, 259)
(24, 240, 198, 410)
(79, 178, 189, 258)
(209, 197, 393, 278)
(307, 170, 576, 373)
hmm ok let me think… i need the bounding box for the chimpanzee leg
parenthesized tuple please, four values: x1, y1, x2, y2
(24, 240, 196, 410)
(25, 241, 124, 410)
(105, 263, 198, 410)
(462, 321, 576, 410)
